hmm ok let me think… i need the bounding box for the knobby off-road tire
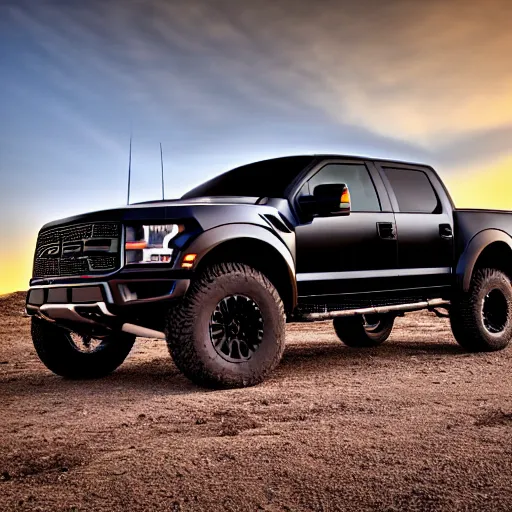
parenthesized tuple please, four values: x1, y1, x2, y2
(166, 263, 286, 388)
(450, 268, 512, 352)
(333, 313, 395, 347)
(31, 318, 135, 378)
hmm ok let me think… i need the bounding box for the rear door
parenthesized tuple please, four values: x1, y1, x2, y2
(375, 162, 454, 292)
(294, 159, 398, 299)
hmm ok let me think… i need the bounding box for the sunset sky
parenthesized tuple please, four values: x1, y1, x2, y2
(1, 0, 512, 294)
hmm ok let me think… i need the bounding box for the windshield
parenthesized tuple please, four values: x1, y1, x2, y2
(181, 156, 314, 199)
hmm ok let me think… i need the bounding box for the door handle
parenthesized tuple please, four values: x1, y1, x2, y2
(377, 222, 397, 240)
(439, 224, 453, 239)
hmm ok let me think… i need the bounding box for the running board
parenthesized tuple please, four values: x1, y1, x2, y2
(121, 323, 166, 340)
(297, 298, 450, 322)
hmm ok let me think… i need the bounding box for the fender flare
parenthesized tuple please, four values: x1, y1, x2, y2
(456, 229, 512, 292)
(184, 224, 298, 309)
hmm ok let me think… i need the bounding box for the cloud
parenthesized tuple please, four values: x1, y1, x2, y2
(5, 0, 512, 166)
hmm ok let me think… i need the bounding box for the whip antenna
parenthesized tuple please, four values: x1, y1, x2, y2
(160, 142, 165, 200)
(127, 133, 132, 205)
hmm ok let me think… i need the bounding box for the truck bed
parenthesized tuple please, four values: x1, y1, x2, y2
(454, 209, 512, 254)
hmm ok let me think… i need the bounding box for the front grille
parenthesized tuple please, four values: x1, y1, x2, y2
(33, 222, 121, 278)
(88, 256, 118, 270)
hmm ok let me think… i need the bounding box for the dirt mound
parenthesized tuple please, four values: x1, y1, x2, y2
(0, 291, 27, 318)
(475, 409, 512, 427)
(1, 442, 85, 482)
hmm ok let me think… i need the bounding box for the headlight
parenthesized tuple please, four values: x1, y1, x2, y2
(125, 224, 181, 264)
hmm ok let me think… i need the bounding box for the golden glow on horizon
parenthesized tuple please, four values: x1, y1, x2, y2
(0, 253, 33, 296)
(445, 156, 512, 211)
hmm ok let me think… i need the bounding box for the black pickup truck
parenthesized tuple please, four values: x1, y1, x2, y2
(26, 155, 512, 388)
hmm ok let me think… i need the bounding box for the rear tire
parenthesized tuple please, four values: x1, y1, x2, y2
(450, 268, 512, 352)
(31, 318, 135, 378)
(333, 314, 395, 347)
(165, 263, 286, 388)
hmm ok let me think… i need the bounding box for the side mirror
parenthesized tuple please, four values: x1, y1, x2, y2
(299, 183, 351, 217)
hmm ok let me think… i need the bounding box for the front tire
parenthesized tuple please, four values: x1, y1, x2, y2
(31, 318, 135, 378)
(333, 314, 395, 347)
(166, 263, 286, 388)
(450, 268, 512, 352)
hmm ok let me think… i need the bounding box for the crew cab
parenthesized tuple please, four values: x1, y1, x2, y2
(26, 155, 512, 387)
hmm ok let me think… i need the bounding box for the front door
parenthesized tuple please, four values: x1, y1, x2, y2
(295, 160, 398, 300)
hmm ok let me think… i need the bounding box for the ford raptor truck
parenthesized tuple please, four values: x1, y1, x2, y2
(26, 155, 512, 388)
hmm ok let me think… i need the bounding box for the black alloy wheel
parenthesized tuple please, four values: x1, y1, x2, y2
(482, 288, 509, 334)
(209, 294, 264, 362)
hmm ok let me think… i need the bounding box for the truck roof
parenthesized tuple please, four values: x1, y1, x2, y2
(309, 154, 431, 168)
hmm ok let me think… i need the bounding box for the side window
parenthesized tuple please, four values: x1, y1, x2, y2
(307, 164, 381, 212)
(383, 168, 439, 213)
(296, 180, 310, 198)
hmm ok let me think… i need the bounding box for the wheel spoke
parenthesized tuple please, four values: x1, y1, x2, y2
(239, 340, 250, 358)
(230, 339, 240, 360)
(214, 334, 227, 349)
(219, 298, 230, 318)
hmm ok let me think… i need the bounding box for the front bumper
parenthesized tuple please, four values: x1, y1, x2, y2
(26, 276, 190, 338)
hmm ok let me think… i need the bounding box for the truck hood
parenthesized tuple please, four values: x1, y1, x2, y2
(40, 196, 275, 232)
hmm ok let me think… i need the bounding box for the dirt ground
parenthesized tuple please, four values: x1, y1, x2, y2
(1, 292, 512, 512)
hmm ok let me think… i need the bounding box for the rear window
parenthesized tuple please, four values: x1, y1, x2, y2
(383, 168, 439, 213)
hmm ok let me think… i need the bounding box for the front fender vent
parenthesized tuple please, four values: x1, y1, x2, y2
(261, 214, 292, 233)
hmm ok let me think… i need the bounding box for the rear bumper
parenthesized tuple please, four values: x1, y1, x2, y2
(26, 277, 190, 338)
